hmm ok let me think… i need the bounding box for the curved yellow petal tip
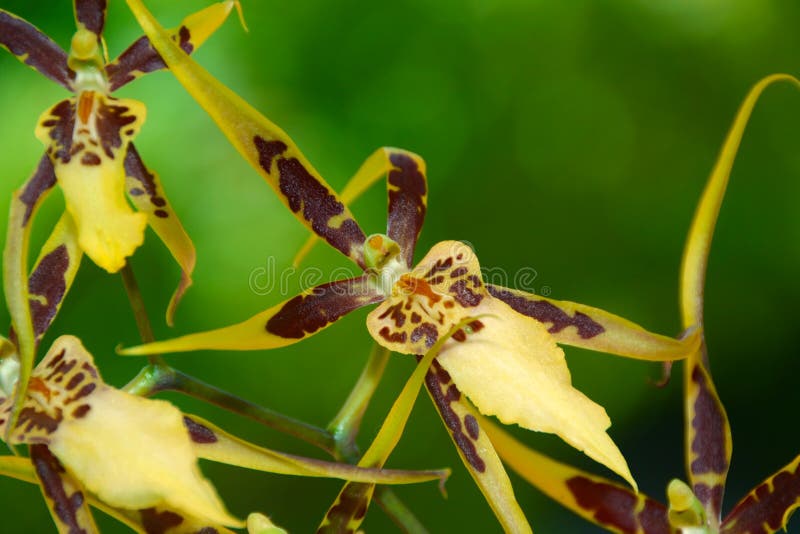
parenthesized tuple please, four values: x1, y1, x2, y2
(437, 297, 638, 490)
(247, 513, 287, 534)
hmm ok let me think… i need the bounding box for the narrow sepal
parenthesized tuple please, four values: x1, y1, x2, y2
(30, 444, 100, 534)
(106, 1, 236, 91)
(74, 0, 107, 37)
(184, 414, 448, 485)
(29, 214, 83, 343)
(318, 320, 470, 533)
(124, 144, 195, 325)
(680, 74, 800, 328)
(121, 274, 382, 355)
(294, 148, 428, 268)
(487, 284, 700, 361)
(424, 362, 532, 533)
(0, 10, 73, 89)
(484, 419, 670, 534)
(125, 0, 368, 266)
(3, 155, 57, 439)
(684, 356, 731, 527)
(721, 454, 800, 534)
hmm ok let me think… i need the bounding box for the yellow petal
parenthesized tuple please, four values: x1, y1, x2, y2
(41, 337, 240, 527)
(36, 94, 148, 273)
(436, 297, 636, 490)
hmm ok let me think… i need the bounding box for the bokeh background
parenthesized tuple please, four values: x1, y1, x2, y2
(1, 0, 799, 532)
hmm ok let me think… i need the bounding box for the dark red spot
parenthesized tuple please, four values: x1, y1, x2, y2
(464, 414, 480, 440)
(72, 405, 91, 419)
(74, 0, 107, 35)
(450, 267, 468, 278)
(386, 152, 427, 267)
(411, 323, 439, 349)
(19, 156, 57, 225)
(266, 277, 380, 339)
(28, 245, 70, 342)
(425, 362, 485, 472)
(378, 302, 406, 328)
(410, 312, 422, 324)
(65, 373, 85, 391)
(488, 285, 605, 339)
(66, 383, 96, 403)
(424, 257, 453, 279)
(449, 279, 484, 308)
(378, 327, 407, 344)
(722, 459, 800, 533)
(129, 187, 145, 196)
(319, 484, 371, 534)
(140, 507, 184, 534)
(124, 146, 171, 216)
(566, 476, 669, 534)
(183, 416, 217, 444)
(80, 152, 101, 166)
(30, 444, 89, 534)
(154, 209, 168, 218)
(95, 99, 136, 158)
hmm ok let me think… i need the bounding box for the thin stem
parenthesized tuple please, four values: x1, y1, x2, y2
(168, 368, 336, 454)
(119, 262, 164, 366)
(374, 487, 429, 534)
(328, 343, 391, 449)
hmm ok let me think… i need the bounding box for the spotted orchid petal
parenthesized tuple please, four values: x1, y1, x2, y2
(318, 320, 467, 533)
(367, 241, 635, 488)
(0, 10, 73, 90)
(35, 93, 148, 273)
(720, 454, 800, 534)
(124, 144, 195, 325)
(29, 214, 83, 345)
(3, 155, 57, 438)
(424, 361, 532, 533)
(120, 274, 383, 355)
(0, 336, 242, 528)
(125, 0, 369, 267)
(679, 74, 800, 525)
(484, 418, 670, 534)
(183, 414, 448, 486)
(73, 0, 107, 39)
(0, 455, 239, 534)
(487, 285, 700, 362)
(294, 147, 427, 268)
(30, 444, 100, 534)
(107, 1, 238, 91)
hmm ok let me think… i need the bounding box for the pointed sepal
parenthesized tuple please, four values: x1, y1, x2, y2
(0, 10, 72, 89)
(125, 0, 368, 266)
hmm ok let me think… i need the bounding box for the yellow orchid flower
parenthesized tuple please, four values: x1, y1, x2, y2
(1, 0, 241, 319)
(0, 334, 449, 533)
(123, 1, 702, 528)
(481, 74, 800, 534)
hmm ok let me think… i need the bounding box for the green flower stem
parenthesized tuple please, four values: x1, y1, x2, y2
(119, 261, 165, 367)
(327, 343, 391, 454)
(374, 487, 430, 534)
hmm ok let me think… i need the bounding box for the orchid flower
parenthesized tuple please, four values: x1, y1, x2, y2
(0, 0, 240, 331)
(0, 334, 449, 533)
(2, 0, 240, 449)
(122, 2, 701, 529)
(482, 74, 800, 534)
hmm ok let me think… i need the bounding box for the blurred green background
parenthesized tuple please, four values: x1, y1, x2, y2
(1, 0, 799, 532)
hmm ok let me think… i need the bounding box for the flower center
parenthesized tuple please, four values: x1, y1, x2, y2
(68, 29, 108, 94)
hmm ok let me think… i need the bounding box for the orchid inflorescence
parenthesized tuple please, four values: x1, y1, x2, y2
(0, 0, 796, 532)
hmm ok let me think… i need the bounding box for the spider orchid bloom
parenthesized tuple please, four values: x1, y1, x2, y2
(0, 0, 240, 313)
(0, 335, 449, 533)
(125, 0, 700, 504)
(483, 74, 800, 534)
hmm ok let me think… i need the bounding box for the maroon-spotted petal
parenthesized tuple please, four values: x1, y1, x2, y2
(106, 1, 236, 91)
(0, 10, 72, 90)
(121, 274, 384, 355)
(721, 454, 800, 534)
(73, 0, 107, 37)
(30, 444, 99, 533)
(385, 150, 427, 267)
